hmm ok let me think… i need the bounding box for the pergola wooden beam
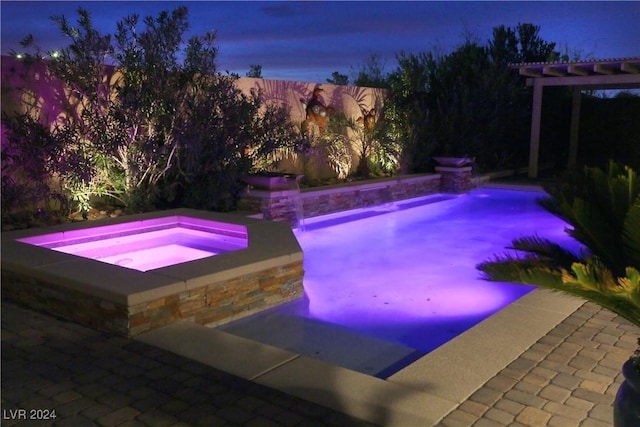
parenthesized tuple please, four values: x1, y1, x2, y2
(622, 62, 640, 73)
(543, 66, 567, 77)
(512, 57, 640, 178)
(567, 65, 591, 76)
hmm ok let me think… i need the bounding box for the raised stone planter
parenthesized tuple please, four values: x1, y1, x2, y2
(241, 188, 302, 226)
(240, 172, 303, 191)
(433, 157, 475, 167)
(433, 157, 475, 194)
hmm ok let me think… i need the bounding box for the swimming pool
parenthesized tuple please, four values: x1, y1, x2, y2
(220, 187, 580, 377)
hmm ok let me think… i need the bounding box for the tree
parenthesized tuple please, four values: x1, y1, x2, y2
(108, 7, 197, 209)
(384, 51, 438, 173)
(516, 23, 558, 63)
(429, 39, 529, 168)
(487, 25, 519, 64)
(1, 110, 95, 222)
(326, 71, 348, 86)
(352, 53, 389, 88)
(488, 23, 558, 64)
(246, 64, 262, 78)
(5, 6, 300, 215)
(380, 23, 558, 174)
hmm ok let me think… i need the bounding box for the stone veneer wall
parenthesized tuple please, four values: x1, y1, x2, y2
(241, 189, 301, 225)
(436, 166, 473, 193)
(2, 270, 130, 335)
(302, 174, 441, 217)
(241, 173, 450, 227)
(1, 260, 303, 337)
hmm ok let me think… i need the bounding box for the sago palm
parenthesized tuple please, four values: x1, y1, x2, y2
(477, 161, 640, 326)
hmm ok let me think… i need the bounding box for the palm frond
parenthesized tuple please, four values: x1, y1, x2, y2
(622, 196, 640, 270)
(508, 235, 580, 268)
(565, 196, 623, 272)
(479, 162, 640, 327)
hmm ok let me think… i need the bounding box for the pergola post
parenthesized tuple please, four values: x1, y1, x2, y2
(568, 86, 582, 169)
(528, 80, 543, 178)
(515, 58, 640, 180)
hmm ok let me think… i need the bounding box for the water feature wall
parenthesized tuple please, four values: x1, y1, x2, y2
(288, 178, 306, 231)
(241, 173, 444, 227)
(436, 166, 474, 193)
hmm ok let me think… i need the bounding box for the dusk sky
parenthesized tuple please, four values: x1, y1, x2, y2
(2, 1, 639, 83)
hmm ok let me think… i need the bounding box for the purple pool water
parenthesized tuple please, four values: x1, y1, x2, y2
(221, 188, 580, 377)
(18, 216, 248, 272)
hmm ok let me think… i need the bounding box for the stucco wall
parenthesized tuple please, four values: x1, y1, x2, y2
(236, 78, 388, 177)
(1, 55, 388, 179)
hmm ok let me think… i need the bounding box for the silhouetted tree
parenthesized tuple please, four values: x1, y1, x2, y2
(382, 23, 559, 173)
(352, 53, 389, 88)
(516, 23, 558, 62)
(384, 51, 437, 172)
(487, 25, 519, 64)
(326, 71, 348, 86)
(246, 64, 262, 78)
(489, 23, 558, 64)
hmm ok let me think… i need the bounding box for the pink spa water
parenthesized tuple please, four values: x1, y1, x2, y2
(18, 217, 248, 272)
(220, 188, 581, 376)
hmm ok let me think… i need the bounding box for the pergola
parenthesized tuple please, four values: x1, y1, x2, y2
(512, 57, 640, 178)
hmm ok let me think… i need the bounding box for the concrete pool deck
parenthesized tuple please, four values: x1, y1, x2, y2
(2, 291, 637, 426)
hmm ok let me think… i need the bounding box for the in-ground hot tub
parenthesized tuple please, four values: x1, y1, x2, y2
(17, 215, 249, 272)
(1, 208, 304, 337)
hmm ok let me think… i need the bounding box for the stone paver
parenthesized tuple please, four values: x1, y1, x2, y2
(1, 300, 374, 427)
(444, 302, 639, 427)
(2, 298, 638, 426)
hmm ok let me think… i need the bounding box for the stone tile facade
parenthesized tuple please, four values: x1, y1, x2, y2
(242, 174, 446, 227)
(128, 260, 304, 336)
(436, 166, 473, 193)
(1, 261, 304, 337)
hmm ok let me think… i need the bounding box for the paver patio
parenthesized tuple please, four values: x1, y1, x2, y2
(1, 297, 638, 426)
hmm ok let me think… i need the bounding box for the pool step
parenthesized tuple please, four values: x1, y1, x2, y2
(137, 320, 453, 426)
(219, 311, 424, 378)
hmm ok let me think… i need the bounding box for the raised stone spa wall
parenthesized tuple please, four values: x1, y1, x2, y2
(128, 260, 304, 336)
(2, 260, 303, 337)
(2, 270, 131, 335)
(241, 173, 448, 227)
(1, 208, 304, 337)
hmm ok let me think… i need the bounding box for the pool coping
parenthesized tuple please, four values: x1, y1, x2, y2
(137, 288, 583, 425)
(136, 185, 586, 425)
